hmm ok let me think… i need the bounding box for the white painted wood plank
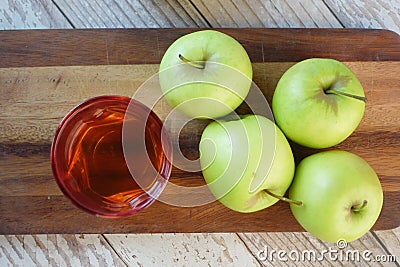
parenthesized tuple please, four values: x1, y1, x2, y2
(288, 0, 343, 27)
(104, 233, 260, 266)
(52, 0, 207, 28)
(238, 231, 398, 266)
(0, 0, 72, 29)
(0, 236, 24, 267)
(324, 0, 400, 34)
(176, 0, 210, 27)
(375, 227, 400, 264)
(154, 0, 197, 27)
(0, 234, 126, 266)
(189, 0, 342, 27)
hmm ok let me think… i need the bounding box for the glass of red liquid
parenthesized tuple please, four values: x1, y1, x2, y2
(51, 96, 171, 218)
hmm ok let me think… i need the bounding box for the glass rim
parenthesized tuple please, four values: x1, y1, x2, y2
(50, 95, 172, 217)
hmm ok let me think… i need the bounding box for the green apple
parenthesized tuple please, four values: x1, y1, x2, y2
(272, 58, 365, 149)
(159, 30, 252, 119)
(289, 150, 383, 243)
(199, 115, 295, 213)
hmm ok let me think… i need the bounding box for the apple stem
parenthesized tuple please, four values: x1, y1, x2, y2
(325, 89, 366, 102)
(179, 54, 205, 69)
(351, 200, 368, 212)
(264, 189, 303, 206)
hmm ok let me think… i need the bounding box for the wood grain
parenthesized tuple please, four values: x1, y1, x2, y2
(2, 230, 398, 266)
(238, 231, 399, 266)
(176, 0, 210, 27)
(375, 228, 400, 264)
(324, 0, 400, 34)
(105, 233, 260, 266)
(1, 62, 399, 185)
(0, 0, 342, 30)
(189, 0, 342, 27)
(0, 234, 125, 266)
(0, 0, 72, 29)
(2, 0, 400, 35)
(1, 29, 399, 69)
(0, 61, 399, 234)
(52, 0, 206, 28)
(0, 1, 399, 265)
(0, 29, 399, 234)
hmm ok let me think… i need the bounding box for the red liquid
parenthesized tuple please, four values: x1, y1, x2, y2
(51, 96, 171, 217)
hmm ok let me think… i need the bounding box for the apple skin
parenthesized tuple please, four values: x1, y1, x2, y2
(199, 115, 295, 213)
(272, 58, 365, 149)
(159, 30, 252, 119)
(289, 150, 383, 243)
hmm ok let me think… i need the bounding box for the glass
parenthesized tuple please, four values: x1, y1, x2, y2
(50, 95, 171, 217)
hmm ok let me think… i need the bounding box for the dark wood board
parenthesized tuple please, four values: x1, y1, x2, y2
(1, 28, 400, 67)
(0, 28, 399, 234)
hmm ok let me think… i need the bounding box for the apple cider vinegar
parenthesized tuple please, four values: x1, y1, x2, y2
(51, 96, 171, 217)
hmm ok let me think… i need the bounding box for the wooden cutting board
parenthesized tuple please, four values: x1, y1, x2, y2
(0, 29, 399, 234)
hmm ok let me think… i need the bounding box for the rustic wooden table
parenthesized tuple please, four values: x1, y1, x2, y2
(1, 1, 399, 266)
